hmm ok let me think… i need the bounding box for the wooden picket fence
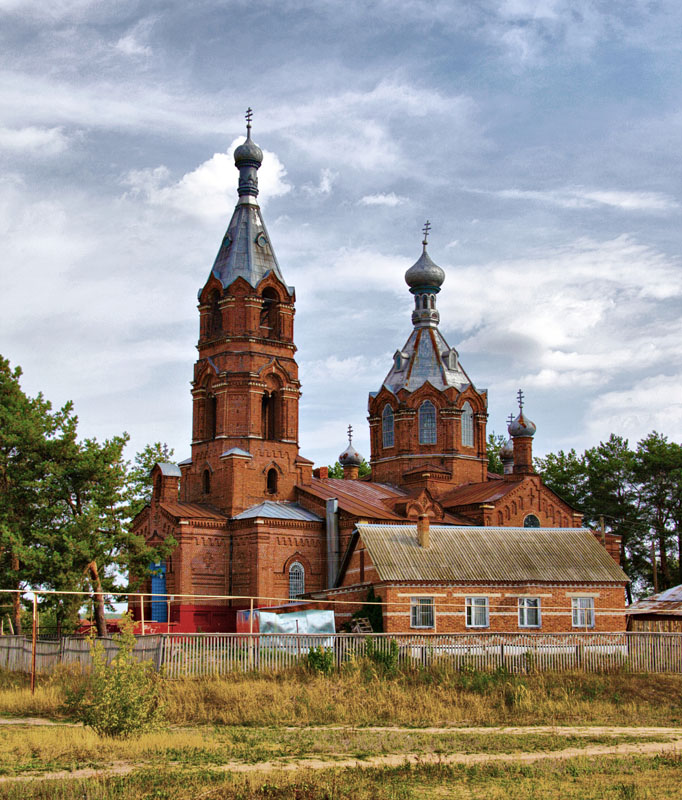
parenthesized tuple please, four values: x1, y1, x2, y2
(0, 632, 680, 677)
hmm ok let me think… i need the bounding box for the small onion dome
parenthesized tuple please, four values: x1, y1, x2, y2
(499, 436, 514, 460)
(339, 441, 363, 467)
(234, 133, 263, 166)
(509, 410, 537, 438)
(404, 247, 445, 293)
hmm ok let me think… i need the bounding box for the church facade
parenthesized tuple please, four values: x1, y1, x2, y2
(131, 116, 627, 634)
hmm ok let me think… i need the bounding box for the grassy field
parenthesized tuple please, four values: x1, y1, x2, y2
(1, 667, 681, 799)
(2, 666, 682, 727)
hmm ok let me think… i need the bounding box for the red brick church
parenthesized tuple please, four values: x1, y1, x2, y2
(131, 115, 627, 633)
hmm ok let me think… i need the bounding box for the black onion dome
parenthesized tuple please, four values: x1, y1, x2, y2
(234, 134, 263, 166)
(405, 247, 445, 292)
(339, 442, 363, 467)
(509, 410, 536, 438)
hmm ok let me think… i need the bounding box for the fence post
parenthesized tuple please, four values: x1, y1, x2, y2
(31, 595, 37, 694)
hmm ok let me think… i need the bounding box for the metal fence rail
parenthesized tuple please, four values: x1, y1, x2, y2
(0, 632, 680, 677)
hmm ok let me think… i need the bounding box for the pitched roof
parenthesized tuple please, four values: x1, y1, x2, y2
(155, 462, 182, 477)
(233, 501, 322, 522)
(439, 480, 519, 508)
(159, 502, 227, 521)
(626, 584, 682, 617)
(352, 524, 629, 584)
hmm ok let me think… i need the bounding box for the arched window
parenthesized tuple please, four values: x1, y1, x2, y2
(262, 391, 278, 440)
(205, 395, 217, 440)
(419, 400, 437, 444)
(260, 288, 279, 338)
(382, 405, 394, 448)
(461, 402, 474, 447)
(208, 290, 221, 335)
(202, 469, 211, 494)
(524, 514, 540, 528)
(430, 295, 435, 308)
(289, 561, 305, 598)
(267, 468, 278, 494)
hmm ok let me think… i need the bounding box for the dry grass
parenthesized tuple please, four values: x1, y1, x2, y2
(2, 666, 682, 728)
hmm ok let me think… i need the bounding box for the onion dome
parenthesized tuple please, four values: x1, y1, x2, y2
(234, 131, 263, 167)
(404, 220, 445, 293)
(339, 425, 363, 467)
(509, 390, 536, 438)
(499, 435, 514, 460)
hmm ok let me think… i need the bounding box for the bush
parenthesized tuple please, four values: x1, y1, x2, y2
(64, 614, 164, 737)
(365, 638, 399, 676)
(305, 645, 335, 675)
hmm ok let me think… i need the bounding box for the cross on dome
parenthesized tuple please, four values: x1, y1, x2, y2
(517, 388, 525, 411)
(245, 107, 253, 133)
(347, 424, 354, 444)
(422, 220, 431, 247)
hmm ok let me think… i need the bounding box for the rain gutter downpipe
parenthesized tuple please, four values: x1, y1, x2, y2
(325, 498, 339, 588)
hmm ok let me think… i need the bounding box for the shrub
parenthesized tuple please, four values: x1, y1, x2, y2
(305, 645, 335, 675)
(365, 638, 399, 676)
(64, 614, 164, 737)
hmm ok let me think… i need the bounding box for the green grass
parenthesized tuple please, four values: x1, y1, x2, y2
(1, 755, 682, 799)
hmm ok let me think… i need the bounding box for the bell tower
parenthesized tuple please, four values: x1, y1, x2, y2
(368, 223, 488, 492)
(180, 110, 312, 516)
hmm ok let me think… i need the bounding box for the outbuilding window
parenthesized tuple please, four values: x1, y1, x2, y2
(518, 597, 541, 628)
(465, 596, 489, 628)
(419, 400, 437, 444)
(572, 597, 595, 628)
(410, 597, 434, 629)
(382, 405, 394, 448)
(289, 562, 305, 598)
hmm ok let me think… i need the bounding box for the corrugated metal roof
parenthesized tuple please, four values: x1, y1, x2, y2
(301, 479, 409, 521)
(356, 524, 629, 584)
(626, 584, 682, 616)
(233, 501, 322, 522)
(160, 502, 227, 521)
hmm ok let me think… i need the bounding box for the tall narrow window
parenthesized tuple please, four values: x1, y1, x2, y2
(208, 290, 221, 335)
(410, 597, 435, 628)
(419, 400, 437, 444)
(465, 596, 489, 628)
(461, 402, 474, 447)
(205, 395, 217, 440)
(262, 391, 278, 440)
(289, 561, 305, 598)
(202, 469, 211, 494)
(267, 468, 278, 494)
(382, 405, 394, 448)
(260, 288, 279, 338)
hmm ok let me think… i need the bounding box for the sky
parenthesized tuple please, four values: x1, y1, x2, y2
(1, 0, 682, 472)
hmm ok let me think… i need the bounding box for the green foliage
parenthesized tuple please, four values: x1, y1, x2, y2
(64, 614, 164, 737)
(348, 586, 384, 633)
(364, 637, 399, 675)
(304, 645, 335, 675)
(327, 459, 372, 479)
(486, 432, 507, 475)
(126, 441, 176, 521)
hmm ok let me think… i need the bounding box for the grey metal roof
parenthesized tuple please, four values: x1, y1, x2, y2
(383, 326, 471, 394)
(626, 584, 682, 616)
(233, 501, 323, 522)
(155, 462, 182, 477)
(177, 457, 192, 466)
(209, 199, 293, 294)
(355, 524, 629, 584)
(220, 447, 252, 458)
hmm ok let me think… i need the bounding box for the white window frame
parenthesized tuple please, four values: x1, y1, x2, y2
(288, 561, 305, 599)
(410, 597, 435, 629)
(518, 597, 541, 628)
(572, 597, 595, 628)
(465, 596, 489, 628)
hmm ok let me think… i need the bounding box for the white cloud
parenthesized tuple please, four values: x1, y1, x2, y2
(123, 138, 291, 222)
(359, 192, 407, 207)
(491, 187, 679, 212)
(0, 126, 70, 155)
(115, 34, 151, 57)
(302, 168, 337, 196)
